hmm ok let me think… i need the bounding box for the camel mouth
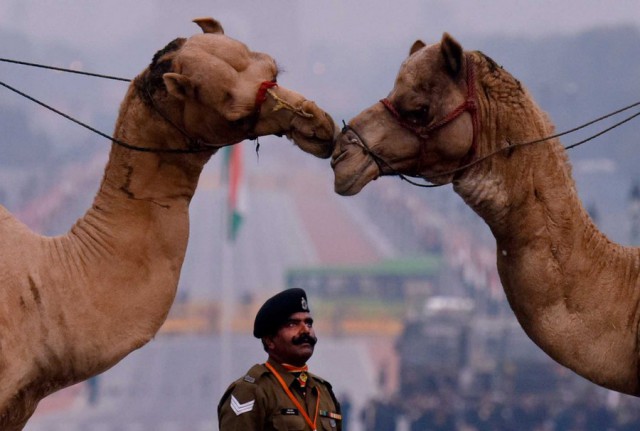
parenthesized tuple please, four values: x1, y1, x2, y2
(332, 150, 379, 196)
(330, 129, 363, 168)
(334, 171, 375, 196)
(283, 101, 336, 159)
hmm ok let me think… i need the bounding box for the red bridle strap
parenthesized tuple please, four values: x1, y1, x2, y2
(380, 54, 479, 158)
(255, 80, 278, 113)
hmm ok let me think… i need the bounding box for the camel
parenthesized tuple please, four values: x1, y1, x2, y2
(0, 17, 335, 429)
(331, 33, 640, 396)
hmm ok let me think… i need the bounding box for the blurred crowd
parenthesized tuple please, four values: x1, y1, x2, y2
(359, 387, 640, 431)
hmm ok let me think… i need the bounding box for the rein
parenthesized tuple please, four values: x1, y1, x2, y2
(143, 86, 217, 152)
(344, 55, 640, 188)
(0, 79, 208, 154)
(0, 77, 312, 154)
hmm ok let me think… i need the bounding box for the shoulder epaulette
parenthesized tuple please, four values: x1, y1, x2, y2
(218, 364, 267, 413)
(243, 363, 269, 384)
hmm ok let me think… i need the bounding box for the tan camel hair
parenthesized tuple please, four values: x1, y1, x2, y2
(0, 18, 335, 429)
(332, 33, 640, 396)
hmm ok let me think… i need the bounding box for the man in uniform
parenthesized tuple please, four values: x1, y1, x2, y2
(218, 288, 342, 430)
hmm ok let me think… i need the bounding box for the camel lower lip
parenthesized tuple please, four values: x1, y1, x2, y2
(335, 175, 363, 196)
(290, 132, 334, 159)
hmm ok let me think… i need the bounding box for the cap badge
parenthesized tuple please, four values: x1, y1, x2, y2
(301, 297, 309, 311)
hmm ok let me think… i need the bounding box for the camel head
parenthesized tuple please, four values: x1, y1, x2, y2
(332, 33, 477, 195)
(136, 17, 336, 158)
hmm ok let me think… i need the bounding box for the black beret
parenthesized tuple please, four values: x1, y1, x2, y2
(253, 288, 310, 338)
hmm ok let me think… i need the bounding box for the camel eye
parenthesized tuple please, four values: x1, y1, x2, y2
(403, 105, 430, 125)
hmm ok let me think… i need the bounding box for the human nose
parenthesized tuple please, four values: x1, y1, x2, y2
(298, 322, 310, 334)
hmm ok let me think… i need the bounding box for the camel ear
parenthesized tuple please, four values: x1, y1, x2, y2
(410, 40, 426, 56)
(193, 17, 224, 34)
(163, 73, 195, 100)
(440, 32, 464, 77)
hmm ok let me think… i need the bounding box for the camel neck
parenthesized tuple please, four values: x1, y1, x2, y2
(457, 134, 600, 249)
(41, 86, 214, 368)
(454, 127, 640, 393)
(99, 87, 212, 206)
(455, 117, 639, 308)
(453, 73, 588, 246)
(74, 86, 209, 260)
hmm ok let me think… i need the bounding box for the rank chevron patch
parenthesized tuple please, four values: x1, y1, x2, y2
(231, 395, 255, 416)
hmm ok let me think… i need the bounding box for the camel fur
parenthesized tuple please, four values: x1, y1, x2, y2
(0, 17, 335, 430)
(331, 33, 640, 396)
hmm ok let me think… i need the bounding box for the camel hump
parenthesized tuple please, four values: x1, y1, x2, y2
(192, 17, 224, 35)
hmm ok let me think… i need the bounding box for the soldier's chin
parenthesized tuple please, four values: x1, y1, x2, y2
(300, 343, 314, 351)
(298, 344, 315, 360)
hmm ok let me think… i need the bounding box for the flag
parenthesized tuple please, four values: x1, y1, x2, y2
(223, 144, 246, 242)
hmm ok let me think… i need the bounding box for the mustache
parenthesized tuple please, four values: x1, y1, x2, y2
(292, 334, 317, 346)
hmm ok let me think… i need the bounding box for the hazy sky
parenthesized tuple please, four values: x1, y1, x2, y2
(1, 0, 639, 51)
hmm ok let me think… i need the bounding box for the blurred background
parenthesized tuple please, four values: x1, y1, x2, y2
(2, 1, 640, 430)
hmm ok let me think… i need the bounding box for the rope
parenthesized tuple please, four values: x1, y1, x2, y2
(443, 101, 640, 179)
(0, 57, 131, 82)
(266, 88, 314, 118)
(343, 98, 640, 189)
(423, 102, 640, 186)
(0, 58, 311, 153)
(2, 56, 639, 165)
(0, 79, 213, 153)
(513, 100, 640, 149)
(564, 109, 640, 150)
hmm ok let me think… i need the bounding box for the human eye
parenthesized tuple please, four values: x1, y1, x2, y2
(286, 320, 297, 328)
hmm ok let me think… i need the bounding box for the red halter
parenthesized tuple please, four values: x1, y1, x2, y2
(254, 80, 278, 113)
(380, 54, 479, 160)
(241, 80, 278, 140)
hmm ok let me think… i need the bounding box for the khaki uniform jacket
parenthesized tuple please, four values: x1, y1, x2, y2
(218, 360, 342, 431)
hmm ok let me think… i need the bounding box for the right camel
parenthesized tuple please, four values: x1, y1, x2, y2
(332, 33, 640, 395)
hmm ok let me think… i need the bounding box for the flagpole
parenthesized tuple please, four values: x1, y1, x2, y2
(220, 227, 234, 392)
(220, 147, 236, 400)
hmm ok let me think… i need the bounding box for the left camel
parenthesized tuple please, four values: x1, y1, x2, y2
(0, 17, 335, 430)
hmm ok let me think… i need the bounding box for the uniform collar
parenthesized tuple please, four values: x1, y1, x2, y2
(266, 358, 316, 389)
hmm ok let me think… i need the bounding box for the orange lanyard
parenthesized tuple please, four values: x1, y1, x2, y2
(265, 362, 320, 431)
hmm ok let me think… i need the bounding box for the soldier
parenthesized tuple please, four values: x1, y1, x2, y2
(218, 288, 342, 430)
